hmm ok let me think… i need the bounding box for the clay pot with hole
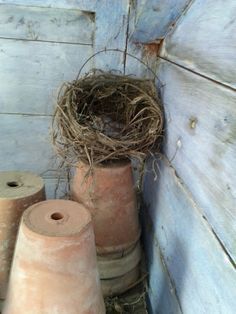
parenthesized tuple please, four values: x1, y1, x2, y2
(0, 171, 45, 300)
(71, 161, 140, 256)
(3, 200, 105, 314)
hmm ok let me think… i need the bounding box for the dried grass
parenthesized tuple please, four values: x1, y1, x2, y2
(52, 70, 163, 166)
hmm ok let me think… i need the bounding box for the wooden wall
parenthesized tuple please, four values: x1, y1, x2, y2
(1, 1, 235, 312)
(0, 0, 191, 198)
(141, 0, 236, 313)
(131, 0, 192, 43)
(0, 0, 131, 198)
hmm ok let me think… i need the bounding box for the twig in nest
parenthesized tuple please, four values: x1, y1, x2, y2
(52, 70, 164, 167)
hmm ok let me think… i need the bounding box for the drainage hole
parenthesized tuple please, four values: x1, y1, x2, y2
(7, 181, 19, 187)
(50, 212, 64, 220)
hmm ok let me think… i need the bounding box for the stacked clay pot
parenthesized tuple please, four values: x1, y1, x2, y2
(71, 161, 141, 296)
(0, 171, 45, 300)
(4, 200, 105, 314)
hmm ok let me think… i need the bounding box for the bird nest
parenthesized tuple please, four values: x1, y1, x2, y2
(52, 70, 164, 166)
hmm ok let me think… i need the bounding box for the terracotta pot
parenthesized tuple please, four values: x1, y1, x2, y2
(98, 243, 141, 279)
(3, 200, 105, 314)
(71, 161, 140, 255)
(100, 242, 137, 259)
(0, 171, 45, 299)
(101, 266, 140, 297)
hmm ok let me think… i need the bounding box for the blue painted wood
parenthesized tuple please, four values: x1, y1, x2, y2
(0, 4, 94, 44)
(158, 61, 236, 264)
(142, 212, 182, 314)
(0, 40, 93, 115)
(93, 0, 130, 73)
(0, 1, 97, 199)
(0, 0, 96, 11)
(143, 158, 236, 314)
(161, 0, 236, 89)
(0, 114, 55, 173)
(0, 113, 70, 197)
(131, 0, 191, 43)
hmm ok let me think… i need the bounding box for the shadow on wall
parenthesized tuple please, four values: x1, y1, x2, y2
(140, 156, 187, 314)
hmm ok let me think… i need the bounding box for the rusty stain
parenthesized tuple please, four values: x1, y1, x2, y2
(142, 38, 164, 57)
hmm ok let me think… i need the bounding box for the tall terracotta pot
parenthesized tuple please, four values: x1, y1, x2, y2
(3, 200, 105, 314)
(0, 171, 45, 299)
(71, 161, 140, 255)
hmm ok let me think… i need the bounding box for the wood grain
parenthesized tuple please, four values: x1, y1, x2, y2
(158, 60, 236, 263)
(0, 114, 55, 173)
(0, 0, 96, 11)
(44, 177, 68, 199)
(161, 0, 236, 89)
(142, 211, 182, 314)
(131, 0, 191, 43)
(143, 158, 236, 314)
(93, 0, 130, 73)
(0, 4, 94, 44)
(0, 39, 93, 114)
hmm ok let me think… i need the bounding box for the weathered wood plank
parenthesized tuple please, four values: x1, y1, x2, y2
(0, 39, 93, 114)
(131, 0, 191, 43)
(0, 114, 56, 174)
(0, 114, 72, 198)
(0, 4, 94, 44)
(0, 0, 96, 11)
(158, 60, 236, 263)
(143, 158, 236, 313)
(0, 1, 131, 78)
(142, 212, 182, 314)
(44, 177, 68, 199)
(93, 0, 130, 73)
(161, 0, 236, 89)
